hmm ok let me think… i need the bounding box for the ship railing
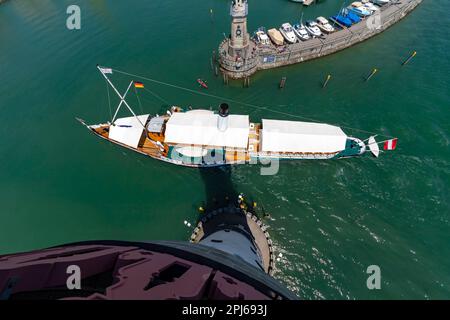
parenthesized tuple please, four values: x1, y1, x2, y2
(256, 151, 338, 159)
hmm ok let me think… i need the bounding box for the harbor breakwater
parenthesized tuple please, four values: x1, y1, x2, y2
(219, 0, 423, 79)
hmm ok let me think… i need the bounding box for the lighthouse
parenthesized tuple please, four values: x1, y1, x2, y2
(219, 0, 257, 78)
(229, 0, 250, 57)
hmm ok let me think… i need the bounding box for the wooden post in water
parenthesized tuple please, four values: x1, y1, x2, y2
(211, 50, 216, 73)
(365, 68, 378, 82)
(243, 76, 250, 88)
(214, 65, 218, 77)
(402, 51, 417, 66)
(223, 73, 229, 85)
(279, 76, 287, 89)
(322, 74, 332, 88)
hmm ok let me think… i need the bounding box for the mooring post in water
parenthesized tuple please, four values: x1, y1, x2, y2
(210, 50, 216, 72)
(279, 77, 287, 89)
(214, 65, 218, 77)
(223, 73, 229, 85)
(366, 68, 378, 81)
(402, 51, 417, 66)
(210, 8, 214, 23)
(243, 76, 250, 88)
(322, 74, 332, 88)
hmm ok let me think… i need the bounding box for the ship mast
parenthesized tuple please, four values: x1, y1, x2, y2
(97, 65, 146, 130)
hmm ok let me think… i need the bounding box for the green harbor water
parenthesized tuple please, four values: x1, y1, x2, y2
(0, 0, 449, 299)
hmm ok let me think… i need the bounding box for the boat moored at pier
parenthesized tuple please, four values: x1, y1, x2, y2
(293, 23, 310, 41)
(279, 23, 297, 43)
(254, 27, 271, 45)
(349, 2, 373, 17)
(305, 20, 322, 37)
(219, 0, 422, 79)
(316, 16, 335, 34)
(267, 28, 284, 46)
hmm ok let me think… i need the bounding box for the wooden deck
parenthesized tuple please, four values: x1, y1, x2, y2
(92, 124, 164, 158)
(249, 122, 261, 153)
(139, 138, 165, 158)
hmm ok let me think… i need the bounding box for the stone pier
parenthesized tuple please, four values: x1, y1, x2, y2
(219, 0, 423, 79)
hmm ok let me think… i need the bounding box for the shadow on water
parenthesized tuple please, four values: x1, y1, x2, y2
(197, 166, 251, 239)
(198, 166, 238, 212)
(197, 166, 269, 221)
(196, 166, 274, 276)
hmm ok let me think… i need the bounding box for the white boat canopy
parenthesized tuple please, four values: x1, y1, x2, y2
(109, 114, 150, 148)
(261, 119, 348, 153)
(368, 136, 380, 158)
(164, 110, 250, 149)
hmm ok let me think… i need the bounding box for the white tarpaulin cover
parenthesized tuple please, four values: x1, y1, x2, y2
(109, 114, 149, 148)
(261, 119, 347, 153)
(164, 110, 250, 149)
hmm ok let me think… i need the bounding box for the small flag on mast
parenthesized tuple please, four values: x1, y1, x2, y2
(99, 67, 113, 74)
(384, 138, 398, 150)
(134, 81, 144, 88)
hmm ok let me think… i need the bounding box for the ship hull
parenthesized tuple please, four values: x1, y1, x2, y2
(85, 125, 364, 168)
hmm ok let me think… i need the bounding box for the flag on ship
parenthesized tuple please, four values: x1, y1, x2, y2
(99, 67, 113, 74)
(134, 81, 144, 88)
(384, 138, 398, 150)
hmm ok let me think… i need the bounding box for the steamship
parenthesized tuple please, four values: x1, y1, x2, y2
(76, 67, 386, 168)
(78, 103, 369, 167)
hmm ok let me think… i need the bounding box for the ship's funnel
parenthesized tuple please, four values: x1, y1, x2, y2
(218, 103, 229, 132)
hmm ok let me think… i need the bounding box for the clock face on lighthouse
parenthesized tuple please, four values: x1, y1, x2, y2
(236, 25, 242, 37)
